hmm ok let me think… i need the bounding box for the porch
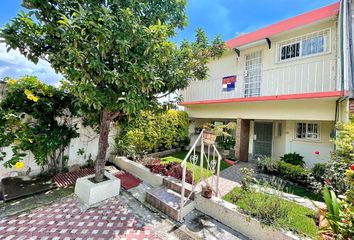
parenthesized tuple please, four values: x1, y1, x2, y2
(189, 117, 335, 167)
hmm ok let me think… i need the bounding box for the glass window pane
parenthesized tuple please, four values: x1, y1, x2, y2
(302, 36, 324, 56)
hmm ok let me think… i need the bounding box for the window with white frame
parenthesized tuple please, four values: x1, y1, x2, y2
(278, 29, 329, 62)
(295, 122, 319, 140)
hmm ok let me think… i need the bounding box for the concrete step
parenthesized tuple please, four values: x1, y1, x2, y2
(163, 177, 196, 200)
(146, 186, 195, 221)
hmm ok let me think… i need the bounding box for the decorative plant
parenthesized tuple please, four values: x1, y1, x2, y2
(201, 183, 213, 199)
(321, 187, 341, 235)
(280, 152, 305, 167)
(312, 163, 327, 183)
(202, 122, 236, 145)
(1, 0, 225, 182)
(0, 76, 78, 172)
(256, 156, 279, 173)
(240, 168, 257, 192)
(217, 137, 236, 150)
(318, 118, 354, 239)
(203, 122, 235, 137)
(145, 160, 193, 184)
(117, 110, 189, 156)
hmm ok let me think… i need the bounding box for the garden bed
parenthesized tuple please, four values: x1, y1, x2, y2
(195, 193, 299, 240)
(110, 157, 164, 186)
(223, 187, 319, 239)
(160, 151, 231, 182)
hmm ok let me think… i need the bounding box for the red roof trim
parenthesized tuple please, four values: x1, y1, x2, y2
(180, 91, 343, 106)
(226, 2, 340, 48)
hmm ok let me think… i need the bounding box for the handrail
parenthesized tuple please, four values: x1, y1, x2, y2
(179, 129, 222, 221)
(180, 129, 204, 167)
(180, 129, 204, 221)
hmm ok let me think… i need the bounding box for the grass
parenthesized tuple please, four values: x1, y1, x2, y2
(283, 183, 323, 202)
(258, 179, 324, 202)
(160, 151, 231, 182)
(224, 187, 319, 239)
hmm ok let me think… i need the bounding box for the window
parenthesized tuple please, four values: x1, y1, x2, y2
(278, 29, 329, 62)
(296, 122, 319, 140)
(302, 35, 325, 56)
(280, 42, 300, 60)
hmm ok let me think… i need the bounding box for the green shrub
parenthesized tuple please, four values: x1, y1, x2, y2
(116, 110, 189, 155)
(257, 157, 279, 173)
(312, 163, 327, 183)
(277, 161, 311, 184)
(240, 168, 257, 192)
(280, 152, 305, 167)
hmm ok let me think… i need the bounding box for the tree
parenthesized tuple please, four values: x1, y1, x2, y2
(0, 76, 78, 171)
(1, 0, 225, 182)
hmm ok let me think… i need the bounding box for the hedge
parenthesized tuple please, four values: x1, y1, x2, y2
(116, 110, 189, 154)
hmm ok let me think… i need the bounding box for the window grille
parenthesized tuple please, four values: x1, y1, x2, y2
(278, 29, 329, 62)
(296, 122, 319, 140)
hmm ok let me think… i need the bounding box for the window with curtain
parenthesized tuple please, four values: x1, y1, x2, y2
(278, 29, 329, 62)
(296, 122, 319, 140)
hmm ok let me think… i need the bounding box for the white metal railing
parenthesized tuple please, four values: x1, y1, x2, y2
(179, 129, 221, 221)
(180, 59, 337, 102)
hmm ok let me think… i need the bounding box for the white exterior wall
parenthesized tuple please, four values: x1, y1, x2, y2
(246, 120, 334, 167)
(185, 98, 337, 121)
(0, 123, 117, 181)
(181, 20, 338, 102)
(284, 120, 334, 167)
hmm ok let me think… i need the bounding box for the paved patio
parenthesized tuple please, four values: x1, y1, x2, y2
(0, 190, 179, 240)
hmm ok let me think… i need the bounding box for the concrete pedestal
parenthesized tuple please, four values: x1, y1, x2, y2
(74, 171, 120, 206)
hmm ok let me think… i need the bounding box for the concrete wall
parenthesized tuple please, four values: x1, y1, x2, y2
(246, 120, 334, 167)
(195, 194, 297, 240)
(0, 122, 117, 181)
(285, 120, 334, 167)
(185, 98, 337, 121)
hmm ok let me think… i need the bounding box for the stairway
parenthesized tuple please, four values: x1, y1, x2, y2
(146, 176, 196, 221)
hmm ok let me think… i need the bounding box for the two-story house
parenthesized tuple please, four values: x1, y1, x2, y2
(180, 2, 352, 167)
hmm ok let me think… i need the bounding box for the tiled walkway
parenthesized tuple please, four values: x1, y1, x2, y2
(0, 195, 159, 240)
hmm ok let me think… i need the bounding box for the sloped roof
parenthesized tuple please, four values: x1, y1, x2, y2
(226, 2, 340, 48)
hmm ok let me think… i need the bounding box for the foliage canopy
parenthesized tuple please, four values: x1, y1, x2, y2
(1, 0, 225, 181)
(0, 76, 78, 170)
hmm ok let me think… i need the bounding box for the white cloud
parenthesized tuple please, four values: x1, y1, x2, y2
(0, 42, 63, 85)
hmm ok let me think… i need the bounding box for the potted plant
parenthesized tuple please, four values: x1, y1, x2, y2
(201, 184, 213, 199)
(217, 137, 236, 155)
(202, 122, 236, 145)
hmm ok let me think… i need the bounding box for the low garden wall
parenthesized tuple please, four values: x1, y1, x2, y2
(110, 156, 163, 187)
(0, 123, 117, 181)
(147, 148, 181, 158)
(195, 194, 299, 240)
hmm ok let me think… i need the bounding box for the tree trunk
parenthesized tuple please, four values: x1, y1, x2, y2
(95, 110, 112, 182)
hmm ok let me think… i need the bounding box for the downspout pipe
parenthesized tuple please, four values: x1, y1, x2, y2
(334, 0, 352, 149)
(347, 0, 354, 96)
(334, 0, 347, 140)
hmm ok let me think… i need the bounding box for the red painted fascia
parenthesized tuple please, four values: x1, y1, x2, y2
(180, 91, 343, 106)
(226, 2, 340, 49)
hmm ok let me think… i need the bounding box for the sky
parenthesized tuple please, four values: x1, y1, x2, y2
(0, 0, 337, 85)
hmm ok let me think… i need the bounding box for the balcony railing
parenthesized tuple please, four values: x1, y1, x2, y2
(181, 59, 337, 102)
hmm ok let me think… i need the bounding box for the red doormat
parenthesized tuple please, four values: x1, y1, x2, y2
(53, 168, 95, 187)
(114, 171, 142, 190)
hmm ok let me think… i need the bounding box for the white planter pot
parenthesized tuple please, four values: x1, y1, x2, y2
(74, 171, 120, 206)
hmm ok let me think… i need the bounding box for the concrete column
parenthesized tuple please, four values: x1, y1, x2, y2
(235, 118, 250, 162)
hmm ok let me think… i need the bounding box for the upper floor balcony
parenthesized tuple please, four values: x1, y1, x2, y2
(180, 58, 338, 104)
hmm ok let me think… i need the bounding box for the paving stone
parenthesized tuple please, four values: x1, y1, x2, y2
(0, 196, 160, 240)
